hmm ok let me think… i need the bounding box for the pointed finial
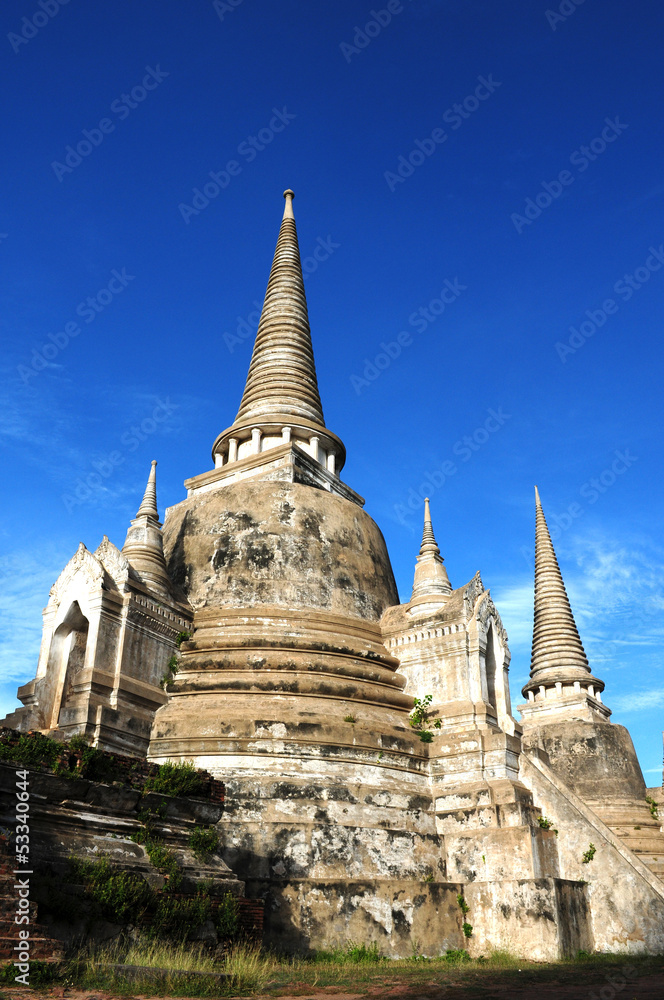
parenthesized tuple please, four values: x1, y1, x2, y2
(210, 188, 347, 478)
(411, 498, 452, 600)
(135, 460, 159, 520)
(233, 189, 325, 427)
(420, 498, 439, 554)
(122, 460, 173, 596)
(283, 188, 295, 220)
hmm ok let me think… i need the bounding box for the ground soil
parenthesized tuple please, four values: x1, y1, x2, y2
(6, 962, 664, 1000)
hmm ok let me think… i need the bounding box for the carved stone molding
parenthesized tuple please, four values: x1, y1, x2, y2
(95, 535, 130, 590)
(49, 543, 105, 608)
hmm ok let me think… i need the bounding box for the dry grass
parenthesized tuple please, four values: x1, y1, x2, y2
(222, 944, 278, 992)
(94, 936, 219, 973)
(60, 940, 664, 998)
(69, 938, 277, 996)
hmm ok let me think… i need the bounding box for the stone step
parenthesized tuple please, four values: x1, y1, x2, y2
(619, 836, 664, 853)
(0, 899, 37, 924)
(0, 936, 64, 961)
(613, 821, 664, 834)
(0, 917, 40, 936)
(631, 854, 664, 867)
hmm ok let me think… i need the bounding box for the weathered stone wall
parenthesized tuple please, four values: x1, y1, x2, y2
(1, 539, 192, 756)
(463, 878, 591, 961)
(381, 574, 515, 736)
(150, 478, 446, 957)
(523, 721, 646, 801)
(519, 750, 664, 953)
(217, 771, 443, 884)
(523, 721, 664, 881)
(251, 879, 465, 957)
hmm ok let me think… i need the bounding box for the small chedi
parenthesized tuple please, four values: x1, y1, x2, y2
(4, 189, 664, 958)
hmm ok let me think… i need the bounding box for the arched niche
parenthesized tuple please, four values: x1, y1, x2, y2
(47, 601, 90, 728)
(485, 622, 498, 717)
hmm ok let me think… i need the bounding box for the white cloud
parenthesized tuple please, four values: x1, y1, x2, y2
(609, 689, 664, 714)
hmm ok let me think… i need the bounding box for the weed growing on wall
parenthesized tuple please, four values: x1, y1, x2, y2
(0, 729, 220, 799)
(581, 843, 597, 864)
(189, 825, 220, 861)
(456, 894, 472, 938)
(68, 855, 240, 943)
(0, 731, 61, 769)
(409, 695, 442, 742)
(69, 856, 153, 923)
(144, 760, 207, 798)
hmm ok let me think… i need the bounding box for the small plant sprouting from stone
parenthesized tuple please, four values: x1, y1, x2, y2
(132, 801, 183, 891)
(538, 816, 558, 835)
(376, 750, 384, 761)
(581, 843, 596, 864)
(144, 760, 207, 798)
(160, 654, 180, 690)
(456, 894, 472, 938)
(344, 714, 356, 724)
(482, 854, 486, 863)
(189, 825, 220, 862)
(160, 632, 190, 689)
(409, 695, 442, 743)
(646, 795, 659, 819)
(422, 871, 434, 882)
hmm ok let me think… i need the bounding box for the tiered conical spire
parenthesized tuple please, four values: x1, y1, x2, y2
(210, 190, 347, 479)
(234, 190, 325, 426)
(521, 487, 609, 719)
(529, 486, 590, 678)
(122, 461, 173, 597)
(136, 460, 159, 519)
(411, 498, 452, 601)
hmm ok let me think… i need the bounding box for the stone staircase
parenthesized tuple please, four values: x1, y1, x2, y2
(590, 794, 664, 882)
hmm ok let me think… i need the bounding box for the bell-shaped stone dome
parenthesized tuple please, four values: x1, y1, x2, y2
(163, 479, 398, 621)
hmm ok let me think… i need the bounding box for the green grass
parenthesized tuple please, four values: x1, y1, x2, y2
(265, 950, 664, 996)
(0, 959, 61, 986)
(18, 942, 664, 998)
(68, 939, 275, 997)
(93, 937, 219, 972)
(312, 941, 385, 964)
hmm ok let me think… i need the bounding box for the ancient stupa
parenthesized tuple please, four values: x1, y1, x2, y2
(3, 191, 664, 958)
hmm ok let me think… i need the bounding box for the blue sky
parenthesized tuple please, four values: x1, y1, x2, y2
(1, 0, 663, 780)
